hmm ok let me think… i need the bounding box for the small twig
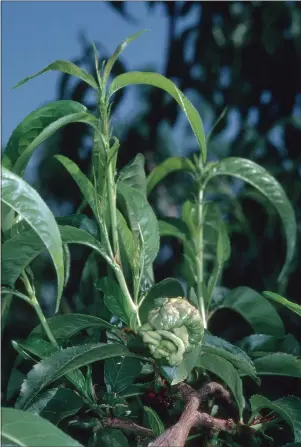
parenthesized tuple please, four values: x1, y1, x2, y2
(148, 382, 235, 447)
(103, 417, 153, 437)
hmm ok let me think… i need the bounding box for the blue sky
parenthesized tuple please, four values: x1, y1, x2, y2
(2, 1, 170, 147)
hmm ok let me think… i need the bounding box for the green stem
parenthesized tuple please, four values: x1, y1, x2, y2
(98, 98, 139, 330)
(196, 187, 207, 328)
(100, 102, 120, 261)
(114, 263, 140, 326)
(21, 273, 59, 348)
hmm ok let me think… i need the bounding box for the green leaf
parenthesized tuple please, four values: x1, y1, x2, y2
(198, 352, 244, 419)
(250, 395, 301, 442)
(30, 313, 114, 343)
(118, 153, 147, 196)
(1, 226, 112, 289)
(16, 342, 140, 409)
(118, 182, 159, 268)
(202, 333, 259, 384)
(206, 157, 297, 281)
(3, 101, 98, 175)
(252, 353, 301, 378)
(160, 345, 201, 385)
(14, 338, 57, 360)
(1, 407, 81, 446)
(143, 406, 165, 436)
(1, 168, 64, 312)
(57, 214, 99, 238)
(92, 428, 129, 447)
(158, 218, 189, 242)
(117, 210, 136, 272)
(55, 155, 99, 219)
(6, 368, 26, 401)
(97, 277, 128, 323)
(12, 337, 88, 398)
(59, 225, 113, 265)
(110, 72, 207, 163)
(238, 334, 301, 357)
(14, 60, 98, 90)
(216, 220, 231, 264)
(211, 287, 285, 337)
(103, 30, 148, 88)
(104, 357, 142, 393)
(263, 291, 301, 317)
(147, 157, 195, 194)
(26, 388, 83, 425)
(139, 278, 185, 323)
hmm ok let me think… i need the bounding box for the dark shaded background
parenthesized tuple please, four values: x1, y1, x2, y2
(3, 1, 301, 388)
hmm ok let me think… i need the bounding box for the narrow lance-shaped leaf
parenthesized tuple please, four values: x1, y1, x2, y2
(16, 343, 143, 410)
(55, 155, 99, 219)
(147, 157, 195, 194)
(205, 157, 297, 282)
(103, 30, 149, 89)
(30, 313, 115, 343)
(118, 153, 147, 197)
(117, 182, 160, 268)
(263, 291, 301, 317)
(1, 225, 113, 290)
(1, 168, 64, 312)
(2, 407, 82, 447)
(3, 101, 99, 175)
(110, 72, 207, 163)
(14, 59, 98, 90)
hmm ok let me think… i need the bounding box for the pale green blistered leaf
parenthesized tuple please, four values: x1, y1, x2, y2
(103, 30, 148, 88)
(158, 218, 189, 242)
(139, 278, 185, 323)
(1, 168, 64, 312)
(3, 101, 98, 175)
(143, 406, 165, 436)
(26, 388, 83, 426)
(104, 357, 142, 393)
(16, 343, 138, 409)
(212, 287, 285, 337)
(206, 157, 297, 282)
(118, 182, 159, 268)
(202, 333, 259, 384)
(118, 153, 147, 196)
(110, 72, 207, 163)
(250, 395, 301, 442)
(14, 60, 98, 90)
(30, 313, 114, 343)
(97, 277, 128, 323)
(147, 157, 195, 194)
(1, 407, 81, 446)
(1, 226, 112, 289)
(263, 291, 301, 317)
(198, 352, 244, 419)
(252, 353, 301, 378)
(55, 155, 99, 218)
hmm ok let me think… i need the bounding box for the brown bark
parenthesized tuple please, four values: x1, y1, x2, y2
(148, 382, 235, 447)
